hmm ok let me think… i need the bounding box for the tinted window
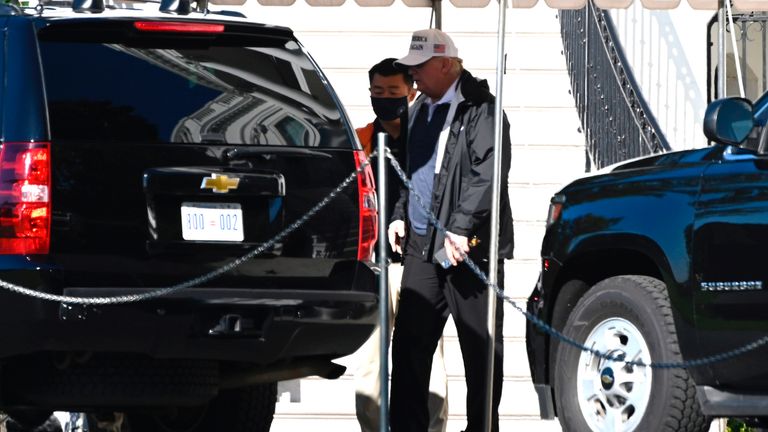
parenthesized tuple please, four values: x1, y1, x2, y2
(39, 36, 349, 147)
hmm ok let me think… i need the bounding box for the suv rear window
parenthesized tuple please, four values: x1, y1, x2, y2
(37, 22, 350, 148)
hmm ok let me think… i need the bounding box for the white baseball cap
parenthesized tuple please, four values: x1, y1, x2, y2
(395, 28, 459, 67)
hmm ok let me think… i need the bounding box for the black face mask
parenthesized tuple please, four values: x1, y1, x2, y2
(371, 96, 408, 121)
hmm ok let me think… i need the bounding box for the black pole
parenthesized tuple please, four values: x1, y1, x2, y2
(376, 133, 390, 432)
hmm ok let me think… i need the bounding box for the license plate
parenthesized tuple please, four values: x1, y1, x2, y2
(181, 202, 244, 242)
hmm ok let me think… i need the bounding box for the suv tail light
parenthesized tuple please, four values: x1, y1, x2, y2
(354, 150, 378, 261)
(133, 22, 225, 33)
(0, 142, 51, 255)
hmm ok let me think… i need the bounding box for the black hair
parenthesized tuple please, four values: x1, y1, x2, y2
(368, 58, 414, 87)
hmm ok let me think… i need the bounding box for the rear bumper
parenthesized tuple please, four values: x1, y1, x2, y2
(0, 287, 378, 364)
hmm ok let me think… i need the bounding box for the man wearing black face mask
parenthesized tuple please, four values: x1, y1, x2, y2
(357, 59, 413, 156)
(353, 58, 449, 432)
(357, 58, 416, 252)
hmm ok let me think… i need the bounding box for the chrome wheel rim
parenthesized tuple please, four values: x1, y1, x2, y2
(576, 317, 653, 432)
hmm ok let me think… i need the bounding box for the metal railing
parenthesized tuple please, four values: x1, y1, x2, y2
(560, 1, 671, 171)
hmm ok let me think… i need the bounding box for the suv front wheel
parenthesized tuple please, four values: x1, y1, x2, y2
(552, 275, 709, 432)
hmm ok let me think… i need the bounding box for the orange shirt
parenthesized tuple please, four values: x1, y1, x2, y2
(355, 122, 376, 156)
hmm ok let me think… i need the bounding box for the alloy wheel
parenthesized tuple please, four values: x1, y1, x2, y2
(576, 317, 652, 432)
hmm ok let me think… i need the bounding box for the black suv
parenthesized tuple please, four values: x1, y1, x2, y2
(0, 2, 379, 431)
(526, 93, 768, 431)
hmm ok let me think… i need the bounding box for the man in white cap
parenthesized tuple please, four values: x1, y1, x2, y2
(387, 28, 514, 432)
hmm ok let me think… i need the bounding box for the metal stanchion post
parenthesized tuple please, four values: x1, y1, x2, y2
(484, 0, 508, 430)
(376, 133, 390, 432)
(718, 0, 725, 98)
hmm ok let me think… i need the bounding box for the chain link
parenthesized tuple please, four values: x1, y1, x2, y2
(0, 153, 372, 305)
(0, 143, 765, 369)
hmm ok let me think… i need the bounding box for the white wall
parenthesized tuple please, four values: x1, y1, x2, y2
(237, 1, 571, 132)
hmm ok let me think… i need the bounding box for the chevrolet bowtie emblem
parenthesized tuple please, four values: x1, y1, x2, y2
(200, 174, 239, 193)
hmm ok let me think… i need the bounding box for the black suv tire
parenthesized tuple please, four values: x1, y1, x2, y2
(5, 356, 218, 407)
(553, 275, 709, 432)
(127, 382, 277, 432)
(3, 411, 61, 432)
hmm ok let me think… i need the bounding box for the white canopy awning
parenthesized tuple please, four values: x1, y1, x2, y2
(248, 0, 768, 11)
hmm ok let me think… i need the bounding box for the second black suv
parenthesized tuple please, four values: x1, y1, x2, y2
(526, 92, 768, 431)
(0, 2, 378, 431)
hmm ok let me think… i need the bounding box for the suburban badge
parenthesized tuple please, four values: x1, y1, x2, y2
(200, 174, 239, 193)
(700, 280, 763, 291)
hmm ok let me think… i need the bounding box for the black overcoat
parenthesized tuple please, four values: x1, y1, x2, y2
(391, 69, 515, 262)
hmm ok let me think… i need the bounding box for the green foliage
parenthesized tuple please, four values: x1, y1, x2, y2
(727, 418, 755, 432)
(2, 0, 27, 6)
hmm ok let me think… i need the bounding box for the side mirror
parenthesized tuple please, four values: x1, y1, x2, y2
(160, 0, 191, 14)
(703, 97, 754, 146)
(72, 0, 105, 13)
